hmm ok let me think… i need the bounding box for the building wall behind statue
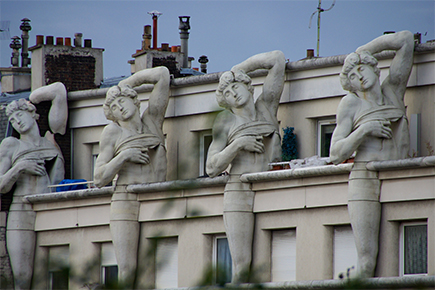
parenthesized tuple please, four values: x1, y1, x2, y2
(27, 165, 434, 287)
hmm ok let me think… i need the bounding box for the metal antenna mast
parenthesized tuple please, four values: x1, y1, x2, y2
(309, 0, 335, 57)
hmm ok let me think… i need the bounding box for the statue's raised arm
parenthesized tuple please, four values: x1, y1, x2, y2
(119, 66, 170, 129)
(29, 82, 68, 135)
(231, 50, 286, 116)
(355, 30, 414, 105)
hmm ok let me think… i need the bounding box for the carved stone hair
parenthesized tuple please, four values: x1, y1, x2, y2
(216, 70, 255, 109)
(5, 98, 39, 120)
(103, 85, 140, 121)
(340, 51, 381, 92)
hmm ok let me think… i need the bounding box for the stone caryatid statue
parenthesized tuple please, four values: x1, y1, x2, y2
(330, 31, 415, 278)
(0, 82, 67, 290)
(206, 51, 286, 283)
(94, 66, 170, 288)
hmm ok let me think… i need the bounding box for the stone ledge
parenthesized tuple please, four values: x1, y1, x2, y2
(24, 186, 114, 204)
(246, 275, 435, 289)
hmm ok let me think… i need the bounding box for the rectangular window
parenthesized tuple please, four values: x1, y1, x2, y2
(155, 237, 178, 288)
(333, 225, 357, 279)
(213, 235, 232, 284)
(48, 245, 69, 290)
(317, 119, 336, 157)
(199, 131, 213, 177)
(271, 229, 296, 282)
(101, 243, 118, 287)
(400, 222, 428, 276)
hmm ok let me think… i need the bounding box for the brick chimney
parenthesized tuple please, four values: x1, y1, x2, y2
(29, 33, 104, 91)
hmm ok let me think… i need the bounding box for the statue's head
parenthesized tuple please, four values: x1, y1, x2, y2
(340, 51, 380, 92)
(216, 70, 254, 109)
(5, 98, 39, 120)
(103, 85, 140, 122)
(4, 99, 39, 134)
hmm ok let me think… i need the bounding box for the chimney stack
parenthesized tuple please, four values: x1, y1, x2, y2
(178, 16, 190, 69)
(74, 33, 83, 47)
(10, 36, 22, 67)
(143, 25, 152, 50)
(19, 18, 31, 67)
(306, 49, 315, 59)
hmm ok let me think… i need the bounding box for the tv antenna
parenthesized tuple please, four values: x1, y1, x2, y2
(309, 0, 335, 57)
(0, 20, 11, 40)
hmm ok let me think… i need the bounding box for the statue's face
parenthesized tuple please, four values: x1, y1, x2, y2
(348, 64, 378, 92)
(110, 97, 137, 121)
(222, 82, 251, 109)
(9, 110, 36, 134)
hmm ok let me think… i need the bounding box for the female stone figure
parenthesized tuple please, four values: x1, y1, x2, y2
(0, 82, 67, 289)
(330, 31, 414, 277)
(207, 51, 286, 283)
(94, 66, 170, 288)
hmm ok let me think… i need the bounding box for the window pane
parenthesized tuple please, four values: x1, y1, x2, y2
(271, 229, 296, 282)
(203, 135, 213, 176)
(50, 270, 69, 290)
(320, 124, 336, 157)
(334, 226, 357, 279)
(155, 237, 178, 288)
(104, 266, 118, 288)
(404, 225, 427, 274)
(216, 238, 232, 284)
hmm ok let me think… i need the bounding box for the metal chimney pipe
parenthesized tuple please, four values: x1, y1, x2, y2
(178, 16, 190, 69)
(148, 11, 162, 50)
(198, 55, 209, 74)
(20, 18, 31, 67)
(10, 36, 21, 67)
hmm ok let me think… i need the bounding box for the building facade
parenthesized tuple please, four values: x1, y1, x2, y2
(0, 35, 434, 289)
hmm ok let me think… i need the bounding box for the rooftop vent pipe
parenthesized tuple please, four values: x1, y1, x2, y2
(148, 10, 162, 49)
(178, 16, 190, 69)
(20, 18, 31, 67)
(10, 36, 21, 67)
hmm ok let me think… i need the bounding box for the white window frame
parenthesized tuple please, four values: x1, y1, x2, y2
(212, 234, 233, 284)
(399, 221, 428, 276)
(317, 118, 336, 158)
(199, 130, 213, 176)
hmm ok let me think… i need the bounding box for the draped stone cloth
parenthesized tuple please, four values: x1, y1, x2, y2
(227, 120, 282, 162)
(349, 105, 408, 201)
(223, 121, 281, 212)
(352, 105, 409, 160)
(114, 133, 164, 157)
(8, 138, 63, 230)
(10, 139, 63, 197)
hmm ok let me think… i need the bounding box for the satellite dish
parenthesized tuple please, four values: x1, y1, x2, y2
(0, 20, 11, 40)
(308, 0, 335, 57)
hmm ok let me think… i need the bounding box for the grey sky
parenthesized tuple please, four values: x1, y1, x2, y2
(1, 0, 434, 79)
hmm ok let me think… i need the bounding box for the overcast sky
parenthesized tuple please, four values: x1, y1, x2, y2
(1, 0, 434, 78)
